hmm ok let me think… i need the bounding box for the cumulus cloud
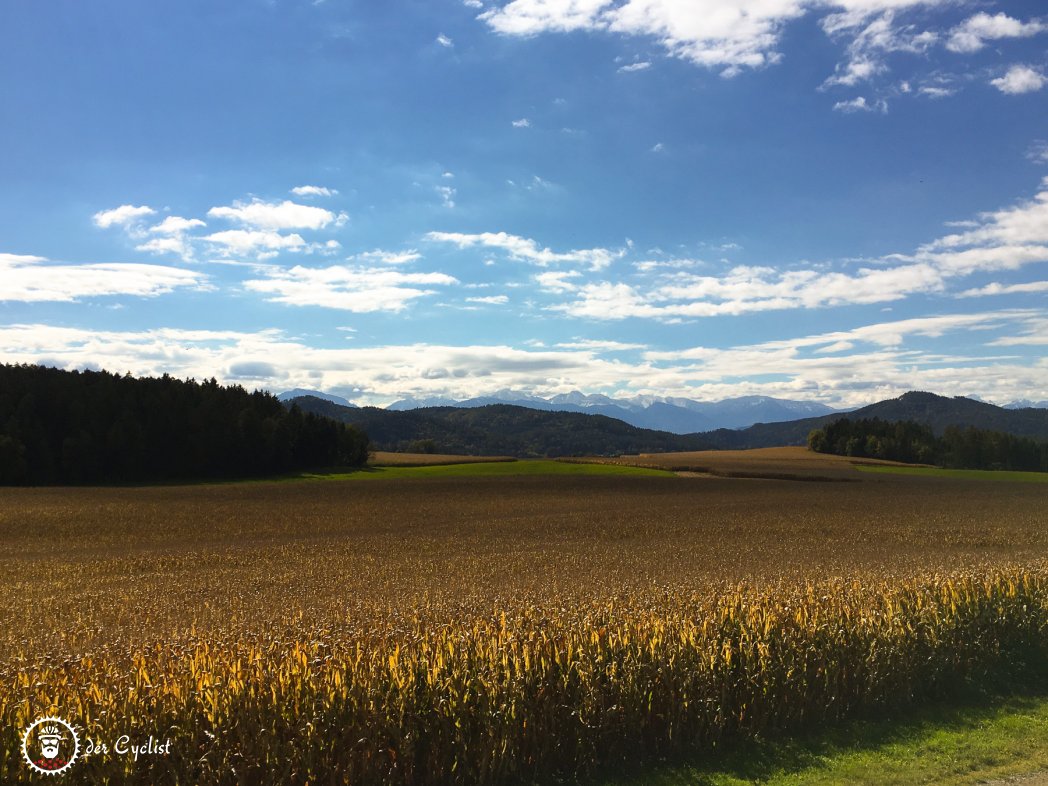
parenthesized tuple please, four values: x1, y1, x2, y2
(426, 230, 621, 270)
(617, 60, 651, 72)
(204, 229, 310, 260)
(243, 264, 458, 312)
(511, 117, 531, 128)
(436, 33, 454, 47)
(93, 204, 156, 228)
(946, 12, 1045, 54)
(0, 252, 206, 302)
(990, 65, 1046, 95)
(466, 295, 510, 305)
(208, 199, 343, 230)
(478, 0, 955, 77)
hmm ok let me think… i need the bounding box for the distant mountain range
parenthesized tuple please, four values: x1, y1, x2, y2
(386, 390, 839, 433)
(286, 391, 1048, 457)
(283, 390, 1048, 458)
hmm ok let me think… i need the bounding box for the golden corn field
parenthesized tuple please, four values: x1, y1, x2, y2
(2, 469, 1047, 784)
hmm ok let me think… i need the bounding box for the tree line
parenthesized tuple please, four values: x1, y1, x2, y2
(0, 364, 370, 485)
(807, 417, 1048, 472)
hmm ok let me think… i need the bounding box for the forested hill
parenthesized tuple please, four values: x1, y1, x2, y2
(288, 396, 711, 456)
(0, 364, 369, 484)
(705, 391, 1048, 449)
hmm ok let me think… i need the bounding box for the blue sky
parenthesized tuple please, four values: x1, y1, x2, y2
(1, 0, 1046, 407)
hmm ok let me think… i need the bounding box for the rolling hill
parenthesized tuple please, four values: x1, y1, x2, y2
(706, 391, 1048, 449)
(286, 397, 711, 457)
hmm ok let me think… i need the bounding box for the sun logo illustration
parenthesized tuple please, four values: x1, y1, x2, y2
(22, 716, 80, 775)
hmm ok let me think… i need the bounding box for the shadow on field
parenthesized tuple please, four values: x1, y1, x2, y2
(592, 669, 1048, 786)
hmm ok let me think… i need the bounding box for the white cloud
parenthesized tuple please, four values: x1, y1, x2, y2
(650, 142, 665, 153)
(436, 33, 454, 47)
(822, 11, 934, 89)
(464, 0, 483, 7)
(290, 185, 339, 197)
(0, 253, 206, 302)
(466, 295, 510, 304)
(243, 265, 458, 312)
(208, 199, 341, 230)
(149, 216, 206, 234)
(93, 204, 156, 228)
(1028, 141, 1048, 165)
(437, 185, 457, 208)
(535, 270, 583, 292)
(918, 85, 955, 99)
(426, 230, 621, 270)
(512, 117, 531, 128)
(957, 281, 1048, 298)
(832, 95, 887, 113)
(353, 249, 423, 265)
(204, 229, 309, 260)
(545, 178, 1048, 322)
(556, 339, 646, 351)
(478, 0, 949, 75)
(5, 309, 1046, 408)
(617, 60, 651, 72)
(990, 65, 1047, 95)
(0, 253, 47, 265)
(946, 12, 1045, 54)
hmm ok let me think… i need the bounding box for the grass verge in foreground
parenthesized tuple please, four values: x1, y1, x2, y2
(855, 465, 1048, 483)
(295, 459, 675, 480)
(604, 683, 1048, 786)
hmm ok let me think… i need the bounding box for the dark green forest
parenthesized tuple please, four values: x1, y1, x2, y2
(0, 364, 369, 485)
(808, 417, 1048, 472)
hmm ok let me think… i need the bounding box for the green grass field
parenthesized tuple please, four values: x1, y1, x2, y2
(298, 458, 675, 480)
(606, 688, 1048, 785)
(856, 465, 1048, 483)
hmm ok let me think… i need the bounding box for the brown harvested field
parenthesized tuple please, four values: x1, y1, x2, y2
(2, 471, 1046, 783)
(369, 451, 517, 466)
(567, 445, 924, 481)
(2, 471, 1045, 658)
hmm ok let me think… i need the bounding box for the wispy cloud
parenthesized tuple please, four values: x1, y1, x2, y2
(426, 230, 622, 270)
(243, 265, 458, 312)
(0, 253, 207, 302)
(545, 177, 1048, 322)
(832, 95, 887, 113)
(617, 61, 651, 73)
(290, 185, 339, 197)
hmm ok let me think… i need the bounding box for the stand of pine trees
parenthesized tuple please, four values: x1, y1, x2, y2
(808, 417, 1048, 472)
(0, 364, 369, 485)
